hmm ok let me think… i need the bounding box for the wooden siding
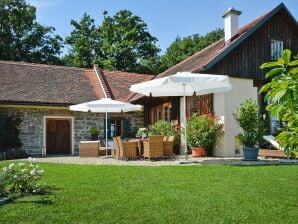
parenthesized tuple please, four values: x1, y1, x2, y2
(207, 9, 298, 81)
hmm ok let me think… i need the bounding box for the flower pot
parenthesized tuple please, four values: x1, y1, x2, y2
(243, 147, 259, 161)
(91, 134, 98, 140)
(191, 147, 207, 157)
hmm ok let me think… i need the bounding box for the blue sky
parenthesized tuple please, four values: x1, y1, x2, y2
(27, 0, 298, 54)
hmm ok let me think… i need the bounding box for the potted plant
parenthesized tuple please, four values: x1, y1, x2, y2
(148, 120, 180, 154)
(233, 99, 265, 161)
(186, 113, 223, 157)
(136, 128, 148, 139)
(89, 127, 99, 140)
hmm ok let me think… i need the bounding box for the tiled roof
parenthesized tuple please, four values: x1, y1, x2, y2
(158, 12, 268, 78)
(129, 8, 276, 103)
(0, 61, 105, 105)
(96, 68, 154, 102)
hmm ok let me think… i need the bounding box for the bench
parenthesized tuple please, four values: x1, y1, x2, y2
(259, 149, 286, 158)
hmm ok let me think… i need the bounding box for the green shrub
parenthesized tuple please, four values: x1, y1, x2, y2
(149, 120, 177, 136)
(233, 99, 266, 147)
(260, 49, 298, 154)
(0, 116, 22, 152)
(0, 148, 28, 161)
(1, 158, 48, 200)
(149, 120, 179, 144)
(89, 127, 99, 140)
(186, 113, 223, 148)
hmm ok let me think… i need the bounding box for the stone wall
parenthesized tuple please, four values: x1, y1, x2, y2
(0, 106, 144, 155)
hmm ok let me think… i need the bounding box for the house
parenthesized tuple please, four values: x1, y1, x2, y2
(1, 3, 297, 158)
(0, 61, 153, 155)
(129, 3, 298, 157)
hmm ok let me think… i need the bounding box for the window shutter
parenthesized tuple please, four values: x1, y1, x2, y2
(104, 119, 112, 139)
(122, 119, 131, 138)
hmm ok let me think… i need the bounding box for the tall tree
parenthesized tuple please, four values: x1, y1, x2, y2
(0, 0, 63, 64)
(64, 13, 100, 68)
(99, 10, 160, 74)
(160, 29, 224, 72)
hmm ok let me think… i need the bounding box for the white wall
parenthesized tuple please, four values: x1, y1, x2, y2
(213, 77, 258, 157)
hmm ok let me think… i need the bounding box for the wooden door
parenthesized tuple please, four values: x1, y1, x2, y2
(46, 119, 71, 155)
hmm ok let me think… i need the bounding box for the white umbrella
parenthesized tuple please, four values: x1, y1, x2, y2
(130, 72, 232, 160)
(70, 98, 142, 156)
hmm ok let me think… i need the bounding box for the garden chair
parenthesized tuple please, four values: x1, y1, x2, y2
(116, 136, 138, 160)
(163, 136, 175, 158)
(113, 137, 120, 159)
(143, 135, 164, 160)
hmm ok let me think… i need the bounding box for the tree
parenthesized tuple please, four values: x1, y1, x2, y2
(64, 13, 100, 68)
(260, 49, 298, 157)
(160, 29, 224, 72)
(0, 0, 63, 64)
(99, 10, 160, 74)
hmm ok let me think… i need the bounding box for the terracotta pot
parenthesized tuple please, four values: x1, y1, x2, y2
(191, 147, 207, 157)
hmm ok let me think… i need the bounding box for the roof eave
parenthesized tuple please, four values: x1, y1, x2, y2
(203, 3, 297, 71)
(0, 101, 74, 107)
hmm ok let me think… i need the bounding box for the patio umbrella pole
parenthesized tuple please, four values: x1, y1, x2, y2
(183, 84, 188, 161)
(105, 107, 108, 156)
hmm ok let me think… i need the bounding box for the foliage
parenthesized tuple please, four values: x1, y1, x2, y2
(233, 99, 266, 148)
(148, 120, 179, 145)
(64, 10, 160, 73)
(159, 29, 224, 72)
(88, 127, 99, 135)
(0, 149, 28, 161)
(0, 116, 22, 152)
(260, 49, 298, 153)
(98, 10, 160, 74)
(148, 120, 176, 136)
(0, 0, 63, 64)
(0, 163, 297, 223)
(136, 127, 148, 138)
(63, 13, 100, 68)
(186, 113, 223, 148)
(0, 158, 48, 200)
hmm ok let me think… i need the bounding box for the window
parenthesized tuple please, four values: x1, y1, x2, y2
(271, 39, 283, 60)
(187, 94, 213, 117)
(151, 102, 172, 124)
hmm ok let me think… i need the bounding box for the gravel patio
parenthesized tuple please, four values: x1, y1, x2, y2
(23, 155, 298, 166)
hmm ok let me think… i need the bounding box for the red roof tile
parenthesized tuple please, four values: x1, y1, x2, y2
(96, 68, 154, 102)
(0, 61, 105, 105)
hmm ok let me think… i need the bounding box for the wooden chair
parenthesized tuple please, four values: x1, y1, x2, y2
(143, 135, 164, 160)
(116, 136, 138, 160)
(113, 137, 120, 159)
(163, 136, 175, 158)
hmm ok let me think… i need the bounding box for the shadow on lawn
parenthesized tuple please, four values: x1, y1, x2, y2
(2, 185, 60, 206)
(16, 197, 54, 205)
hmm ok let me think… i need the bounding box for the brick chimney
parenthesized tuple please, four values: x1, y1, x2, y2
(222, 7, 242, 44)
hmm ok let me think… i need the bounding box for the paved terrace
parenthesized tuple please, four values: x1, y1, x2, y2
(24, 156, 298, 166)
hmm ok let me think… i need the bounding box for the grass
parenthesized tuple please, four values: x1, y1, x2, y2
(0, 162, 297, 224)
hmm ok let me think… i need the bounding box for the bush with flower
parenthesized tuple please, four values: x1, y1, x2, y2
(186, 113, 223, 149)
(0, 157, 48, 200)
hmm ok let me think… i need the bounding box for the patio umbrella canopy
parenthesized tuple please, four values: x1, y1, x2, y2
(70, 98, 142, 156)
(130, 72, 232, 160)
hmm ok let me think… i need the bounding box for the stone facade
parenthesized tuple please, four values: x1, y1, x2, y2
(0, 106, 144, 155)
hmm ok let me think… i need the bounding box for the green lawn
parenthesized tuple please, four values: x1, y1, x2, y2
(0, 162, 297, 224)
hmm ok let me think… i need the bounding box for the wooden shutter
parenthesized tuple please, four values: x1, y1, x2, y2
(199, 94, 213, 115)
(122, 119, 131, 138)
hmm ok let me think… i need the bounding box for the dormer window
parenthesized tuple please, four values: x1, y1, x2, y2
(271, 39, 283, 60)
